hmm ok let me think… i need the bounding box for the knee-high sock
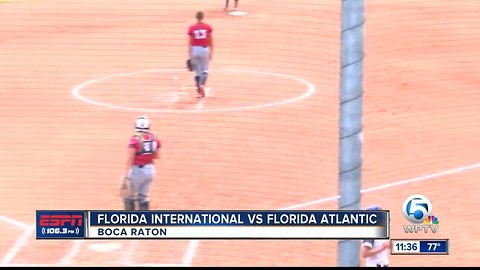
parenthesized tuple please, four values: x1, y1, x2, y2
(195, 76, 200, 88)
(201, 72, 208, 86)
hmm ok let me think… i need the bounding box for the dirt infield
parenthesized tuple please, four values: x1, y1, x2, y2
(0, 0, 479, 266)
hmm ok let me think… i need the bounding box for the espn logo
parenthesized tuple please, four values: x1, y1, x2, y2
(39, 214, 83, 227)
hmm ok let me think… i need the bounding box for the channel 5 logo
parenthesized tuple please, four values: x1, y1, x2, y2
(402, 194, 439, 233)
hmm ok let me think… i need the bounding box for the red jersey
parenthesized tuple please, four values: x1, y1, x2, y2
(128, 132, 161, 166)
(188, 23, 213, 47)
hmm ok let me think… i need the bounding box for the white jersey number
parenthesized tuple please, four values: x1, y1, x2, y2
(193, 29, 208, 39)
(141, 141, 157, 154)
(143, 142, 152, 152)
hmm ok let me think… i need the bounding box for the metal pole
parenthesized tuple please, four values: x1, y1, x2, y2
(338, 0, 365, 267)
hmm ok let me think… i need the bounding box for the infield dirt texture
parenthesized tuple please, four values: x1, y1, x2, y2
(0, 0, 479, 266)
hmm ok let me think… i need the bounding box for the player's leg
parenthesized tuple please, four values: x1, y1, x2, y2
(234, 0, 239, 10)
(124, 168, 140, 210)
(137, 165, 155, 210)
(224, 0, 229, 10)
(199, 47, 210, 88)
(191, 47, 203, 96)
(137, 179, 153, 210)
(194, 49, 209, 98)
(123, 186, 136, 211)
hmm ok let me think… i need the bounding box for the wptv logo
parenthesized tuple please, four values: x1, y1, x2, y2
(402, 194, 439, 233)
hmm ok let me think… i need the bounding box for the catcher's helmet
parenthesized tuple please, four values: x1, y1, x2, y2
(135, 116, 150, 132)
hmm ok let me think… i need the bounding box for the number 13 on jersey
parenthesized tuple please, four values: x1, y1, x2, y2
(193, 29, 207, 39)
(391, 239, 449, 255)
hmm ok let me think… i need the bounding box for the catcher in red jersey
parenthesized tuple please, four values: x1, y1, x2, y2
(120, 116, 161, 210)
(187, 11, 213, 98)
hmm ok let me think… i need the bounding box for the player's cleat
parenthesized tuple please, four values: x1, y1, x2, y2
(197, 86, 205, 98)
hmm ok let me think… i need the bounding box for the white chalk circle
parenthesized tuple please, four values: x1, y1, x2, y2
(72, 68, 316, 113)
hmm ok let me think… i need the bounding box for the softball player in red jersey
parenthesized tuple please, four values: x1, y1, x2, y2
(188, 11, 213, 98)
(224, 0, 239, 11)
(121, 116, 161, 210)
(361, 205, 390, 267)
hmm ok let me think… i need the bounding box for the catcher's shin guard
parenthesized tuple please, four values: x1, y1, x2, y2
(138, 193, 149, 210)
(123, 199, 135, 211)
(139, 201, 149, 210)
